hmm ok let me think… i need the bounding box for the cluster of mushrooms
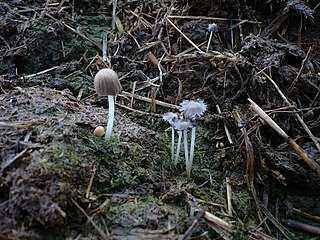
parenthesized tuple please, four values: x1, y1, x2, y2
(92, 68, 207, 179)
(163, 100, 207, 178)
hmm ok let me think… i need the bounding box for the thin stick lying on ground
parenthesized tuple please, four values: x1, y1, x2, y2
(0, 149, 28, 178)
(233, 110, 255, 189)
(115, 103, 163, 117)
(71, 198, 110, 240)
(19, 66, 58, 80)
(167, 15, 261, 24)
(111, 0, 117, 30)
(203, 211, 233, 239)
(287, 47, 312, 95)
(120, 91, 179, 110)
(86, 164, 97, 199)
(166, 17, 203, 52)
(257, 68, 320, 152)
(181, 211, 204, 240)
(292, 208, 320, 223)
(248, 98, 320, 176)
(226, 177, 233, 216)
(45, 13, 102, 49)
(282, 219, 320, 235)
(216, 104, 233, 144)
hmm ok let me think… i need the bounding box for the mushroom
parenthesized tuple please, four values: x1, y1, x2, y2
(94, 68, 122, 140)
(180, 100, 207, 177)
(163, 112, 179, 161)
(93, 126, 105, 137)
(172, 118, 195, 177)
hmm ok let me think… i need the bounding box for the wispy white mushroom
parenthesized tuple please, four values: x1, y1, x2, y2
(179, 100, 207, 178)
(94, 68, 122, 140)
(207, 22, 218, 52)
(172, 118, 195, 176)
(180, 99, 207, 119)
(163, 112, 179, 160)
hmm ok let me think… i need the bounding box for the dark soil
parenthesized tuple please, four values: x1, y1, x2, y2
(1, 0, 320, 239)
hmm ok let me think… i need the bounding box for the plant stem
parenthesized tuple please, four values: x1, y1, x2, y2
(175, 130, 182, 166)
(105, 95, 115, 140)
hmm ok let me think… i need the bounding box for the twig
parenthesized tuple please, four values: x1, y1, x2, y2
(163, 51, 241, 63)
(0, 120, 45, 128)
(257, 68, 320, 152)
(70, 198, 109, 240)
(292, 208, 320, 223)
(166, 17, 203, 52)
(19, 66, 58, 80)
(120, 91, 179, 110)
(233, 110, 255, 189)
(226, 177, 233, 216)
(45, 13, 102, 49)
(181, 211, 204, 240)
(258, 200, 294, 239)
(111, 0, 117, 30)
(130, 81, 137, 108)
(167, 15, 261, 24)
(282, 219, 320, 235)
(216, 105, 233, 144)
(86, 164, 97, 199)
(115, 103, 163, 117)
(248, 98, 320, 176)
(287, 47, 312, 95)
(203, 211, 233, 240)
(0, 149, 28, 178)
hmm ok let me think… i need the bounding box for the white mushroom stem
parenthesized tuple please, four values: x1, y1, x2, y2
(171, 127, 175, 161)
(105, 95, 115, 140)
(175, 130, 182, 166)
(189, 127, 196, 170)
(183, 130, 191, 178)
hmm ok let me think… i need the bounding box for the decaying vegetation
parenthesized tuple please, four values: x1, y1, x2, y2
(1, 0, 320, 239)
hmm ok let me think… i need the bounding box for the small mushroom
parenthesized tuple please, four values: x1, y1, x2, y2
(180, 100, 207, 178)
(94, 68, 122, 140)
(179, 99, 207, 119)
(93, 126, 105, 137)
(163, 112, 179, 160)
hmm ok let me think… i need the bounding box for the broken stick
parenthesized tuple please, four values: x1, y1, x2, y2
(248, 98, 320, 177)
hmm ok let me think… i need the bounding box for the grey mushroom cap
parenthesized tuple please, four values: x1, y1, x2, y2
(163, 112, 179, 125)
(179, 99, 207, 119)
(172, 118, 195, 131)
(94, 68, 122, 96)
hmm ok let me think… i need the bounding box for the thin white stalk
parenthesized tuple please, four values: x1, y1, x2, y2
(189, 127, 196, 171)
(105, 95, 115, 140)
(206, 31, 213, 52)
(171, 127, 175, 161)
(183, 130, 190, 178)
(175, 131, 182, 166)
